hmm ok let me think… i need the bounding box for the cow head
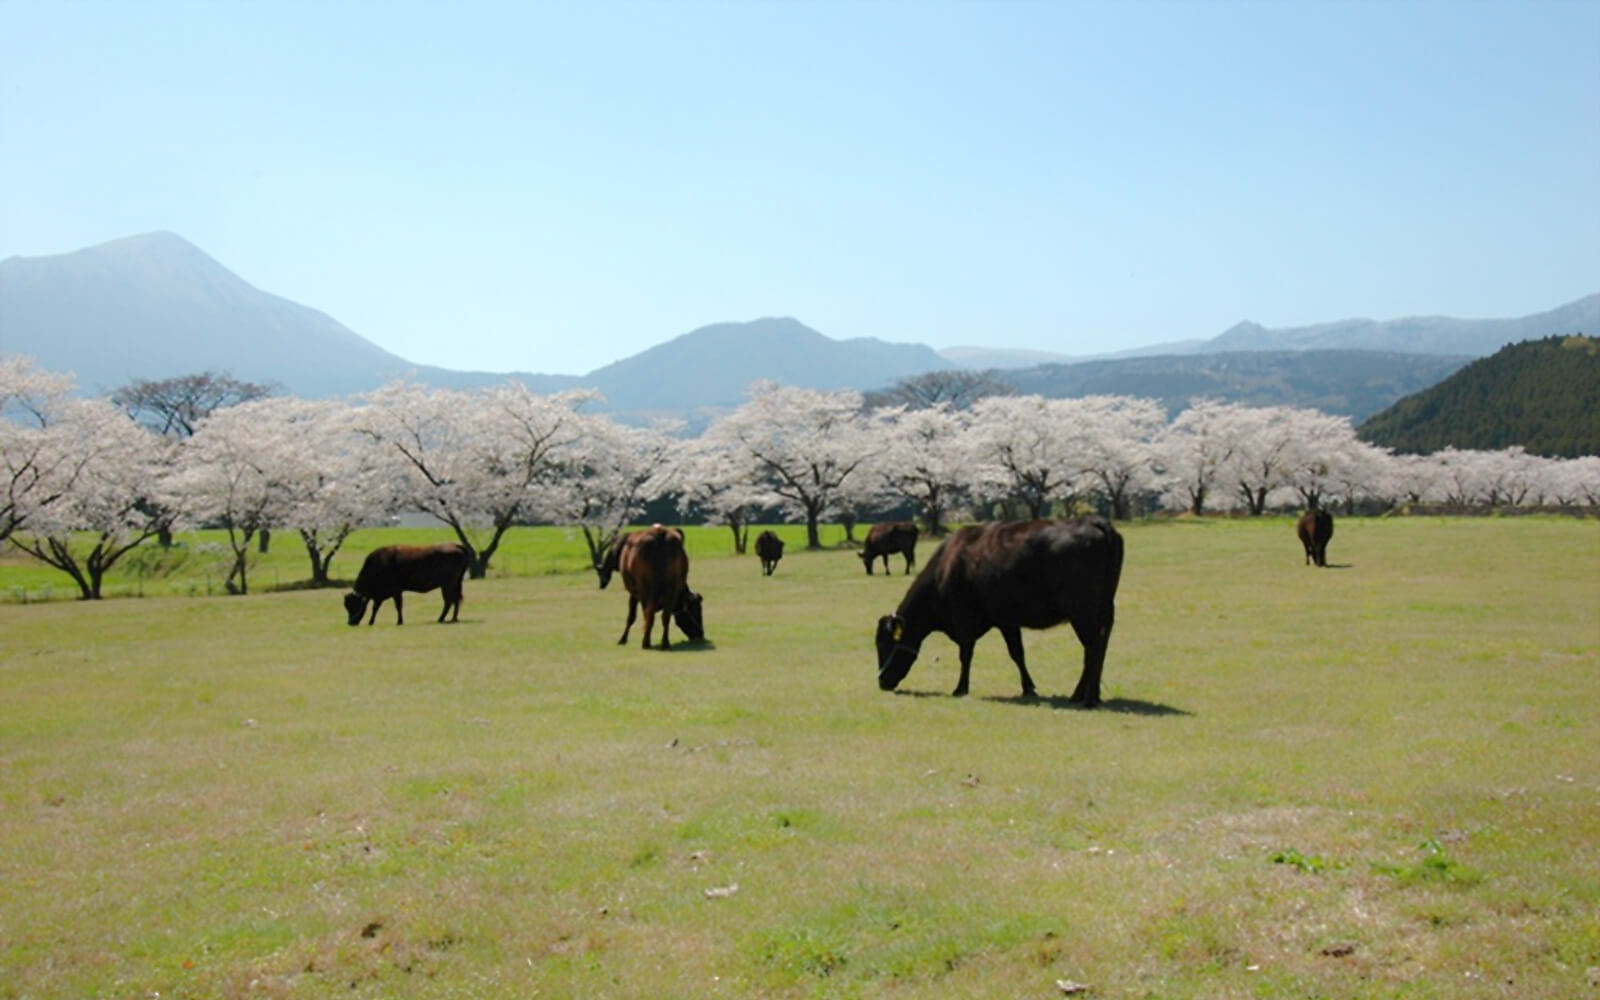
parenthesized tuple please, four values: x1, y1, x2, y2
(343, 592, 369, 626)
(675, 590, 706, 642)
(875, 614, 920, 690)
(859, 549, 876, 575)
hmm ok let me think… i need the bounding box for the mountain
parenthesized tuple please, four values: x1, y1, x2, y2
(587, 317, 951, 418)
(1120, 295, 1600, 358)
(0, 232, 582, 398)
(2, 232, 1592, 425)
(0, 234, 939, 409)
(1357, 335, 1600, 457)
(1003, 350, 1473, 422)
(938, 345, 1077, 369)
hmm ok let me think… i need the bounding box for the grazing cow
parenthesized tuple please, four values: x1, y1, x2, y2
(343, 543, 469, 626)
(860, 521, 919, 575)
(874, 517, 1123, 706)
(595, 531, 634, 589)
(615, 525, 706, 649)
(755, 530, 785, 576)
(1297, 508, 1334, 567)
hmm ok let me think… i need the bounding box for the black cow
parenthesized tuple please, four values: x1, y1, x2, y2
(615, 526, 705, 649)
(343, 543, 469, 626)
(1296, 508, 1334, 567)
(755, 530, 785, 576)
(595, 531, 635, 589)
(860, 521, 919, 575)
(875, 518, 1123, 706)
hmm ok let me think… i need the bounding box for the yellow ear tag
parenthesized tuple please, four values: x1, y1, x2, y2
(891, 621, 903, 641)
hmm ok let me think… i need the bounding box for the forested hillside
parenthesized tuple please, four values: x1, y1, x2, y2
(1358, 336, 1600, 457)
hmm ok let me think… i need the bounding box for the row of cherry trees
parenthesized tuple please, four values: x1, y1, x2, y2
(5, 359, 1598, 598)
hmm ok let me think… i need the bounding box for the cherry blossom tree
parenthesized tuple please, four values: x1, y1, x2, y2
(677, 436, 779, 555)
(1071, 395, 1166, 519)
(1328, 440, 1400, 513)
(1547, 455, 1600, 509)
(1155, 399, 1243, 514)
(277, 401, 399, 585)
(8, 399, 176, 599)
(358, 381, 596, 577)
(545, 412, 685, 579)
(171, 399, 299, 594)
(1215, 404, 1301, 515)
(968, 395, 1090, 519)
(702, 381, 876, 549)
(869, 403, 975, 536)
(176, 397, 393, 591)
(1, 358, 80, 543)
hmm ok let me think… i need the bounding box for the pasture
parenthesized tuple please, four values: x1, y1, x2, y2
(1, 517, 1597, 999)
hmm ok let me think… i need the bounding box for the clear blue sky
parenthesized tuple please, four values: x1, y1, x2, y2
(3, 0, 1597, 376)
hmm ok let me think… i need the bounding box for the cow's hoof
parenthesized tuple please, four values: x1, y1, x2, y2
(1021, 688, 1038, 700)
(951, 687, 968, 698)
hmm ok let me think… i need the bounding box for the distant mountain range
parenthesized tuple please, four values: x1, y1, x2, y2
(1, 232, 1594, 424)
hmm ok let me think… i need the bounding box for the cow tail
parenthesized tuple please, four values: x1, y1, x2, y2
(1098, 519, 1125, 618)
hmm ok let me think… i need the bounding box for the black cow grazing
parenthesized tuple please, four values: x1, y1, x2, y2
(755, 530, 785, 575)
(595, 531, 635, 589)
(1297, 508, 1334, 567)
(875, 517, 1123, 706)
(343, 543, 469, 626)
(860, 521, 919, 575)
(615, 525, 705, 649)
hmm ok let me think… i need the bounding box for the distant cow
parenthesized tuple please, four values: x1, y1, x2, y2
(343, 543, 469, 626)
(755, 530, 785, 575)
(1297, 508, 1334, 567)
(615, 525, 705, 649)
(875, 518, 1123, 706)
(860, 521, 919, 575)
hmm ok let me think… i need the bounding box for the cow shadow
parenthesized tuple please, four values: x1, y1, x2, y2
(890, 689, 1190, 717)
(984, 693, 1192, 716)
(654, 638, 717, 653)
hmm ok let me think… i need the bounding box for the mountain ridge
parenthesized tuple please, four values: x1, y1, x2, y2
(2, 232, 1593, 424)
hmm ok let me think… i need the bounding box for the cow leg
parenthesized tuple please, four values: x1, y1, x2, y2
(1068, 607, 1115, 708)
(999, 625, 1038, 698)
(952, 642, 976, 697)
(618, 598, 638, 645)
(640, 605, 656, 649)
(392, 593, 404, 625)
(366, 598, 382, 625)
(659, 608, 673, 650)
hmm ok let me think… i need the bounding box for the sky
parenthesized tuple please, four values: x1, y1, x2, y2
(2, 0, 1597, 377)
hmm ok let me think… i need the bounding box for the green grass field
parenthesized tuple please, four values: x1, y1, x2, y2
(2, 517, 1597, 998)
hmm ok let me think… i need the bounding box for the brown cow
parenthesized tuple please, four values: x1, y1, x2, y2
(343, 543, 469, 626)
(860, 521, 919, 575)
(1297, 508, 1334, 567)
(875, 517, 1123, 706)
(755, 530, 784, 576)
(615, 525, 705, 649)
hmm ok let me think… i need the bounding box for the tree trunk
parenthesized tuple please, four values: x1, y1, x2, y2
(727, 518, 750, 555)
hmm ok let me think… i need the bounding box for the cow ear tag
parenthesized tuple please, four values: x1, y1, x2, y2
(891, 620, 903, 641)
